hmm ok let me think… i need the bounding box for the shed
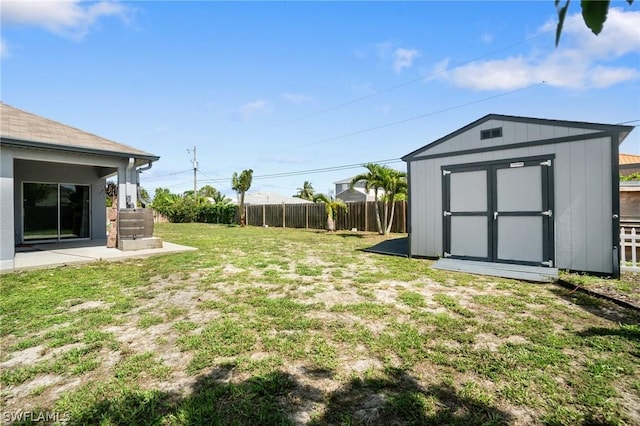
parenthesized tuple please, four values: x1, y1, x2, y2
(402, 114, 634, 278)
(0, 103, 159, 271)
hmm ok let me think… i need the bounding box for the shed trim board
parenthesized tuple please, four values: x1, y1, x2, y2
(611, 132, 621, 278)
(403, 114, 634, 277)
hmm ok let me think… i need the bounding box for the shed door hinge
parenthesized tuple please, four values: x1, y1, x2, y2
(443, 211, 452, 217)
(540, 160, 552, 167)
(542, 210, 553, 217)
(541, 260, 553, 267)
(443, 252, 451, 258)
(442, 170, 451, 176)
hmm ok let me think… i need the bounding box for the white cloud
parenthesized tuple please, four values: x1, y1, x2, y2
(370, 41, 422, 73)
(393, 48, 421, 73)
(283, 92, 311, 104)
(481, 33, 494, 44)
(430, 8, 640, 90)
(236, 100, 271, 121)
(1, 0, 131, 40)
(0, 38, 8, 58)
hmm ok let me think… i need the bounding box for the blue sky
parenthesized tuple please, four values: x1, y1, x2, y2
(2, 1, 639, 199)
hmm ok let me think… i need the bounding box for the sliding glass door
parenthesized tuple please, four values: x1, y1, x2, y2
(23, 182, 91, 241)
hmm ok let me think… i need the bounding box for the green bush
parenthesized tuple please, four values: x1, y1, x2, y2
(150, 187, 237, 224)
(199, 203, 237, 224)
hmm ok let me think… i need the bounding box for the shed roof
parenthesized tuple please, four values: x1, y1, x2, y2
(402, 114, 634, 162)
(0, 102, 158, 161)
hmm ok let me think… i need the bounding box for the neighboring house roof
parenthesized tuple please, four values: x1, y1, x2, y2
(335, 187, 377, 202)
(620, 153, 640, 165)
(232, 191, 313, 205)
(402, 114, 634, 161)
(334, 177, 355, 185)
(335, 175, 385, 190)
(0, 102, 158, 161)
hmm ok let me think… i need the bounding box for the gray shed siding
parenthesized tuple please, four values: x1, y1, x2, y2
(408, 135, 613, 274)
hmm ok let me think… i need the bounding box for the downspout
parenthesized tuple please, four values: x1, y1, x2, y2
(136, 161, 153, 208)
(125, 158, 135, 208)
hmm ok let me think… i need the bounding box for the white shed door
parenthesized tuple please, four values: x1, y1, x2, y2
(443, 157, 554, 266)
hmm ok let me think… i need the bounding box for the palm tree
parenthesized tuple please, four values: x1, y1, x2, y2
(210, 192, 231, 205)
(380, 168, 408, 235)
(313, 193, 347, 232)
(350, 163, 385, 234)
(294, 181, 315, 200)
(232, 169, 253, 226)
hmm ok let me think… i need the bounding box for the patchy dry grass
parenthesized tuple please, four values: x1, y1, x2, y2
(1, 223, 639, 425)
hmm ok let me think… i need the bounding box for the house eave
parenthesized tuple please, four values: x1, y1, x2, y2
(0, 137, 160, 163)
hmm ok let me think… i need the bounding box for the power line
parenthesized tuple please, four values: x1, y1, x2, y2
(144, 169, 192, 180)
(616, 119, 640, 126)
(291, 81, 545, 149)
(196, 158, 402, 184)
(279, 30, 552, 126)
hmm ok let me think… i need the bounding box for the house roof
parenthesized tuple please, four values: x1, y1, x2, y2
(402, 114, 634, 162)
(0, 102, 159, 161)
(620, 153, 640, 165)
(334, 177, 355, 185)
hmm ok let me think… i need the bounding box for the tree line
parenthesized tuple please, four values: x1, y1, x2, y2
(127, 163, 407, 234)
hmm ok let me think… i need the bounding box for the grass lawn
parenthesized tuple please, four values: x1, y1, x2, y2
(1, 223, 639, 425)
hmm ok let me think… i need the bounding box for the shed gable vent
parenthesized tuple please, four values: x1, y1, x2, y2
(480, 127, 502, 140)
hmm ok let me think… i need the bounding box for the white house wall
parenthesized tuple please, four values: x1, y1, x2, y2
(409, 136, 613, 274)
(0, 148, 15, 269)
(411, 119, 596, 158)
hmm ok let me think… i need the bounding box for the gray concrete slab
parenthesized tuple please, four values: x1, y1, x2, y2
(2, 241, 197, 273)
(431, 258, 558, 283)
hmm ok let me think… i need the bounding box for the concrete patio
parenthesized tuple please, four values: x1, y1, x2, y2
(1, 240, 197, 274)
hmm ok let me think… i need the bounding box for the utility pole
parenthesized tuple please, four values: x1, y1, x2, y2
(187, 146, 197, 200)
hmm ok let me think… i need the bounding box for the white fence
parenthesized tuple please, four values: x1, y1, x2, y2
(621, 227, 639, 272)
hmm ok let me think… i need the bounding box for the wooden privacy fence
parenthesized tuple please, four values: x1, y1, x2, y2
(621, 226, 640, 272)
(243, 201, 407, 233)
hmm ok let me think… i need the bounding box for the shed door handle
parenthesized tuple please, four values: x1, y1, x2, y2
(493, 212, 499, 220)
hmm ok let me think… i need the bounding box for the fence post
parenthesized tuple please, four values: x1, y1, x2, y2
(364, 201, 368, 232)
(402, 201, 407, 233)
(633, 228, 637, 267)
(306, 204, 309, 229)
(283, 202, 286, 228)
(262, 205, 266, 227)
